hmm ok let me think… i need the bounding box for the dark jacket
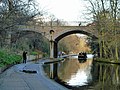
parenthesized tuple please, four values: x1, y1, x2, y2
(23, 51, 27, 60)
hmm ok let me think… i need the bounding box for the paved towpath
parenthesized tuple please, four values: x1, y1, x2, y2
(0, 60, 69, 90)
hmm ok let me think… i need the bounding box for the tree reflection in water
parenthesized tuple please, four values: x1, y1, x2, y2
(91, 62, 120, 90)
(43, 57, 120, 90)
(58, 58, 93, 87)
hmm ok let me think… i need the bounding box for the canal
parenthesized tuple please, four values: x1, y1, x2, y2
(43, 55, 120, 90)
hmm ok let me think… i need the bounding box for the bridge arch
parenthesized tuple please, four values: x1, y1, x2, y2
(11, 30, 50, 53)
(54, 29, 98, 58)
(55, 29, 97, 42)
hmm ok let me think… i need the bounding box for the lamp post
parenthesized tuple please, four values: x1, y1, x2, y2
(49, 30, 54, 59)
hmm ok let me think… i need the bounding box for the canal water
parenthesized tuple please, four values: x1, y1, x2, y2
(43, 55, 120, 90)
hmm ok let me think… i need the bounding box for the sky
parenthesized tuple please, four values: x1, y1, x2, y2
(36, 0, 90, 24)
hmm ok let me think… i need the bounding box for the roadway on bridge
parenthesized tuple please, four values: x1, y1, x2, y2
(0, 60, 68, 90)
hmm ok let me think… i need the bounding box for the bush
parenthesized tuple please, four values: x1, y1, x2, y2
(30, 51, 38, 55)
(0, 50, 22, 67)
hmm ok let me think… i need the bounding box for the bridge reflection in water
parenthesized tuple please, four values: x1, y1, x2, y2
(57, 56, 93, 87)
(43, 55, 120, 90)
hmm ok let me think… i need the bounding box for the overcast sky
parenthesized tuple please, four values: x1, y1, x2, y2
(36, 0, 89, 22)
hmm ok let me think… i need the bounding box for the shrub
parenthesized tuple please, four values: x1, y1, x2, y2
(0, 50, 22, 67)
(30, 51, 38, 55)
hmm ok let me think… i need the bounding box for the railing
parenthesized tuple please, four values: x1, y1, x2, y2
(17, 21, 90, 29)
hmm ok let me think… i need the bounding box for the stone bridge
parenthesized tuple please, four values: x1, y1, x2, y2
(17, 25, 97, 58)
(18, 25, 97, 41)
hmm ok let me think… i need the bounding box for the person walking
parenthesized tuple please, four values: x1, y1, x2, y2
(23, 51, 27, 63)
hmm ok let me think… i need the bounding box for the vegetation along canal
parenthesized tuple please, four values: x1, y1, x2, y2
(43, 54, 120, 90)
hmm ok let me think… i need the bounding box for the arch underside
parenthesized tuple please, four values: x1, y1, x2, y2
(55, 30, 97, 42)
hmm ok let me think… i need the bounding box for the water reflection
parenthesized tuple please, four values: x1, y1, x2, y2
(43, 56, 120, 90)
(58, 57, 93, 86)
(91, 61, 120, 90)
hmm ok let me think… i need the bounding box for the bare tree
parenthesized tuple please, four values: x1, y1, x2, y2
(0, 0, 43, 48)
(84, 0, 120, 60)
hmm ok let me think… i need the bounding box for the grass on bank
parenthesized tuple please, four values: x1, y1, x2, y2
(0, 50, 22, 67)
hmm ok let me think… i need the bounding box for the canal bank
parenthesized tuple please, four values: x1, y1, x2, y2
(93, 58, 120, 65)
(0, 59, 68, 90)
